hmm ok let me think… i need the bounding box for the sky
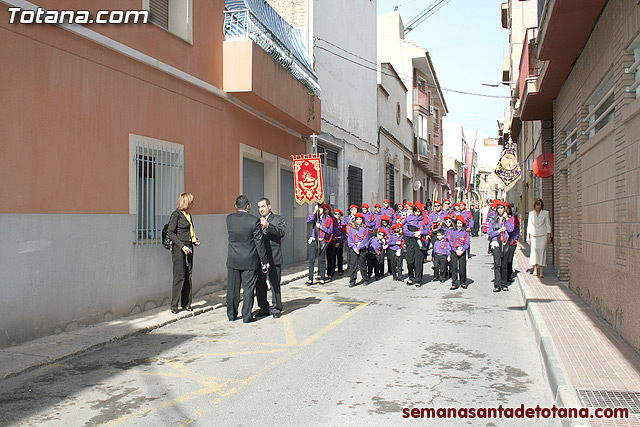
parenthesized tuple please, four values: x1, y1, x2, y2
(377, 0, 511, 138)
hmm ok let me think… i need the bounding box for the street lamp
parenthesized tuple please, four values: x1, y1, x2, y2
(482, 77, 539, 87)
(481, 81, 511, 87)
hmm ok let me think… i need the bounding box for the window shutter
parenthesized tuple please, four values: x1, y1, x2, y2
(149, 0, 169, 30)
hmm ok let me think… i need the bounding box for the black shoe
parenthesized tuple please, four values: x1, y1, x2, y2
(229, 315, 238, 321)
(450, 285, 459, 290)
(415, 284, 422, 288)
(501, 286, 509, 291)
(363, 281, 370, 286)
(243, 316, 256, 323)
(507, 278, 515, 283)
(337, 272, 343, 276)
(406, 280, 413, 286)
(461, 283, 468, 289)
(349, 282, 356, 288)
(171, 309, 180, 314)
(253, 310, 269, 319)
(493, 287, 501, 292)
(272, 312, 282, 318)
(306, 280, 313, 286)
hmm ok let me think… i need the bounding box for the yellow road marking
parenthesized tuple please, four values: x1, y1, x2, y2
(283, 316, 297, 346)
(101, 386, 218, 427)
(165, 361, 233, 389)
(104, 299, 369, 426)
(193, 348, 289, 358)
(300, 302, 369, 347)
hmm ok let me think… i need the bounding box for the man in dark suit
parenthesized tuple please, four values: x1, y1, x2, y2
(471, 202, 481, 237)
(257, 197, 286, 318)
(226, 195, 269, 323)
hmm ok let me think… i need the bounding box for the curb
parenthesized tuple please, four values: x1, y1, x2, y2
(515, 274, 587, 427)
(0, 302, 223, 382)
(0, 266, 314, 382)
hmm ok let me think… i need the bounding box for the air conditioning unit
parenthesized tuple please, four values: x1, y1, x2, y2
(429, 105, 434, 115)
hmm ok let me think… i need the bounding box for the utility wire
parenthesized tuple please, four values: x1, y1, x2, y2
(314, 44, 510, 99)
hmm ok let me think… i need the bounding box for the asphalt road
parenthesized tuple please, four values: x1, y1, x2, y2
(0, 236, 559, 426)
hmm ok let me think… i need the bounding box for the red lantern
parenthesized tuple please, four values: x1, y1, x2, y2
(533, 153, 554, 178)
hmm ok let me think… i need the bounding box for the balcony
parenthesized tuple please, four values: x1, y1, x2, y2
(413, 87, 429, 112)
(519, 0, 608, 122)
(518, 27, 545, 121)
(222, 2, 321, 134)
(413, 137, 441, 177)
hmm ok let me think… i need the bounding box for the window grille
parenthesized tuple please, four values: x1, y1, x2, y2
(562, 122, 578, 156)
(385, 163, 395, 206)
(626, 34, 640, 98)
(583, 73, 614, 138)
(348, 165, 363, 207)
(135, 139, 184, 246)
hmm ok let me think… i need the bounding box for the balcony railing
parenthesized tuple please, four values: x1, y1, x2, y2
(519, 27, 539, 100)
(224, 8, 320, 96)
(413, 87, 429, 112)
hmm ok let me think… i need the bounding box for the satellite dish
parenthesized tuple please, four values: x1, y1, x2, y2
(533, 153, 554, 178)
(413, 180, 422, 191)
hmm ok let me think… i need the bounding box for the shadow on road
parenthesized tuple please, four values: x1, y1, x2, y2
(507, 298, 555, 311)
(283, 297, 322, 315)
(0, 333, 196, 426)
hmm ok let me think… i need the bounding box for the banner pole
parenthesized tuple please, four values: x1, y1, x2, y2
(311, 134, 320, 267)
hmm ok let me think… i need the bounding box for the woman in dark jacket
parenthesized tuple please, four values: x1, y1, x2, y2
(167, 193, 200, 313)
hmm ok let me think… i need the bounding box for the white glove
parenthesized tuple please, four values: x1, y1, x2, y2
(308, 237, 314, 245)
(396, 249, 401, 256)
(490, 241, 499, 249)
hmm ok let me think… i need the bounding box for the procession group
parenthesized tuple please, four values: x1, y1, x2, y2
(306, 198, 520, 292)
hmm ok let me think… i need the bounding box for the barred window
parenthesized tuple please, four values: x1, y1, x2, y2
(131, 136, 184, 246)
(562, 120, 578, 157)
(348, 165, 363, 207)
(584, 72, 614, 138)
(385, 163, 395, 206)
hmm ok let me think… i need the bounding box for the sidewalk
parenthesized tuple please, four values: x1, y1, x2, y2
(513, 244, 640, 427)
(0, 261, 312, 382)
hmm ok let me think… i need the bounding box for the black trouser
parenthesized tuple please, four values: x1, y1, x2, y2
(492, 246, 509, 288)
(257, 264, 283, 314)
(366, 252, 384, 278)
(335, 244, 344, 273)
(388, 248, 402, 280)
(450, 250, 467, 286)
(309, 239, 329, 281)
(227, 267, 259, 322)
(505, 244, 516, 280)
(326, 241, 337, 277)
(405, 237, 424, 283)
(349, 249, 369, 284)
(171, 244, 193, 310)
(433, 254, 448, 281)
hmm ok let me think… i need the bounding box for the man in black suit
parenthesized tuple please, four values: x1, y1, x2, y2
(257, 197, 286, 318)
(471, 202, 481, 237)
(226, 195, 269, 323)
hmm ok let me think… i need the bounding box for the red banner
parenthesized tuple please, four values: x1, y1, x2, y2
(293, 154, 324, 205)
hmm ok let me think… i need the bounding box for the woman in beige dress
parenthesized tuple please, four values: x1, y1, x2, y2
(526, 198, 551, 277)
